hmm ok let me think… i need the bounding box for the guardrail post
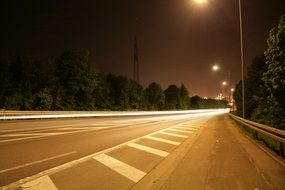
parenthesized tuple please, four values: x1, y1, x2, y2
(280, 142, 285, 158)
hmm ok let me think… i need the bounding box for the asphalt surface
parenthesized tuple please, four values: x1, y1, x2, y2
(0, 111, 284, 190)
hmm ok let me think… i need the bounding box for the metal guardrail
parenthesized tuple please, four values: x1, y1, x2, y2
(228, 113, 285, 157)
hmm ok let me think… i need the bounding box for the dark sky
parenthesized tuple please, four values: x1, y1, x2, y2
(1, 0, 285, 98)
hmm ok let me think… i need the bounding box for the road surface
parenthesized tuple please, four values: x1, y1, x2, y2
(0, 110, 284, 189)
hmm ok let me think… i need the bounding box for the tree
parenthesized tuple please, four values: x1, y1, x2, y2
(145, 82, 165, 110)
(179, 84, 189, 109)
(262, 15, 285, 129)
(129, 80, 147, 110)
(245, 55, 268, 119)
(106, 74, 130, 110)
(54, 49, 98, 110)
(263, 15, 285, 111)
(34, 88, 53, 110)
(164, 84, 180, 110)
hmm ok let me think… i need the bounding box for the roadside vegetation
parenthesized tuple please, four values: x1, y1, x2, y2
(233, 15, 285, 130)
(0, 50, 228, 111)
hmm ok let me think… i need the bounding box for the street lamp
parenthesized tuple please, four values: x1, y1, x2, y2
(238, 0, 245, 118)
(212, 64, 219, 71)
(194, 0, 245, 117)
(194, 0, 207, 5)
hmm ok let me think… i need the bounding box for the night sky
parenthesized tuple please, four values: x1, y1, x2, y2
(1, 0, 285, 98)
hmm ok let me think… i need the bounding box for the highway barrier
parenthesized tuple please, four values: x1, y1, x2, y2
(229, 113, 285, 158)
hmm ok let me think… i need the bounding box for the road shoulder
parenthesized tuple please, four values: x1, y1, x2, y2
(133, 114, 285, 190)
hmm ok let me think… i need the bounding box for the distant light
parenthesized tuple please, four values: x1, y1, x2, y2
(231, 88, 235, 92)
(194, 0, 207, 4)
(212, 65, 219, 71)
(222, 81, 227, 86)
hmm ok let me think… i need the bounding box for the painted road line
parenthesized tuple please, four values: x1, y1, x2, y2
(127, 142, 169, 157)
(0, 128, 99, 143)
(93, 153, 146, 183)
(0, 151, 77, 174)
(167, 128, 194, 134)
(3, 132, 65, 137)
(20, 175, 58, 190)
(0, 133, 44, 137)
(173, 126, 198, 131)
(145, 136, 181, 146)
(158, 131, 188, 138)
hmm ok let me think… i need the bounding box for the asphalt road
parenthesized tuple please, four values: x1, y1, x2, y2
(0, 111, 220, 188)
(1, 110, 284, 190)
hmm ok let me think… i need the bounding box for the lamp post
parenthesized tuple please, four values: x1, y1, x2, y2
(195, 0, 245, 118)
(222, 81, 227, 99)
(212, 64, 231, 101)
(238, 0, 245, 118)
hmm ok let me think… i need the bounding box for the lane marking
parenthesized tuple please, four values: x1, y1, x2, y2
(159, 131, 188, 138)
(0, 151, 77, 174)
(0, 132, 65, 137)
(55, 127, 108, 131)
(0, 128, 101, 143)
(0, 123, 129, 134)
(20, 175, 58, 190)
(127, 142, 169, 157)
(0, 133, 44, 137)
(173, 126, 198, 131)
(167, 128, 194, 134)
(93, 153, 146, 183)
(145, 136, 180, 146)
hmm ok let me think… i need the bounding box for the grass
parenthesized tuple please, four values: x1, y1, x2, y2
(229, 116, 285, 159)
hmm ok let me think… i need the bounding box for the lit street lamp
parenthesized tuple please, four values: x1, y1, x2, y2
(194, 0, 207, 4)
(194, 0, 245, 117)
(212, 64, 219, 71)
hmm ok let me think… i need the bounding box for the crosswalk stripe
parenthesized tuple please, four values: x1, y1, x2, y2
(159, 131, 188, 138)
(93, 154, 146, 183)
(167, 128, 194, 134)
(20, 175, 58, 190)
(127, 142, 169, 157)
(145, 136, 181, 145)
(173, 126, 198, 131)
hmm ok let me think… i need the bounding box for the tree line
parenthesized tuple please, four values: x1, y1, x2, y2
(0, 49, 227, 111)
(233, 15, 285, 130)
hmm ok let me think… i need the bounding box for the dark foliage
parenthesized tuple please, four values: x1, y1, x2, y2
(1, 49, 225, 111)
(233, 15, 285, 129)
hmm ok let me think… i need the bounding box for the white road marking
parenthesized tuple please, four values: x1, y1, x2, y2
(0, 151, 76, 174)
(0, 127, 104, 143)
(20, 175, 58, 190)
(159, 131, 188, 138)
(0, 133, 44, 137)
(173, 126, 198, 131)
(93, 153, 146, 182)
(145, 136, 180, 145)
(127, 142, 169, 157)
(167, 128, 194, 134)
(1, 132, 65, 137)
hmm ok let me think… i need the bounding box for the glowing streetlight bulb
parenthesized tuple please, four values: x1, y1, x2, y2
(194, 0, 207, 4)
(231, 88, 235, 92)
(222, 81, 227, 86)
(212, 65, 219, 71)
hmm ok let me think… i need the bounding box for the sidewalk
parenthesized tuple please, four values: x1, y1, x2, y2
(133, 115, 285, 190)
